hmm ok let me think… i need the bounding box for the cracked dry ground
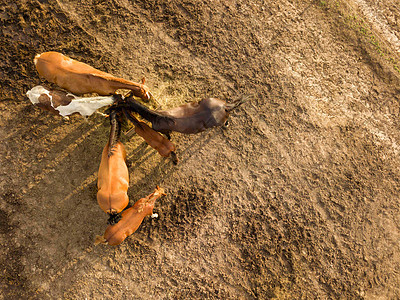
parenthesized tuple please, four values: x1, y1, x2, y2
(1, 0, 400, 299)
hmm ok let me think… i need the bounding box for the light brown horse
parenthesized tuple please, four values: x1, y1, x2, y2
(97, 141, 129, 219)
(95, 186, 165, 246)
(34, 51, 153, 102)
(122, 108, 176, 159)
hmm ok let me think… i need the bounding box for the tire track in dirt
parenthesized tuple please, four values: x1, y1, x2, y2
(23, 122, 103, 192)
(351, 0, 400, 53)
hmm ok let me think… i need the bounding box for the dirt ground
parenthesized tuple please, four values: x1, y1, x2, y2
(1, 0, 400, 298)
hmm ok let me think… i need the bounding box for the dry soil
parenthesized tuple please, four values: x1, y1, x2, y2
(1, 0, 400, 299)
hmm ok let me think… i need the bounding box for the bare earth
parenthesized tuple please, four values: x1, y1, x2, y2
(1, 0, 400, 299)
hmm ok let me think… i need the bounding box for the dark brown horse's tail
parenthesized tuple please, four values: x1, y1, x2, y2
(225, 95, 250, 112)
(124, 96, 174, 125)
(108, 109, 121, 157)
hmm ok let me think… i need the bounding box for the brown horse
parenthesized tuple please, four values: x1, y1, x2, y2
(95, 186, 165, 246)
(97, 141, 130, 222)
(123, 95, 246, 134)
(34, 51, 153, 102)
